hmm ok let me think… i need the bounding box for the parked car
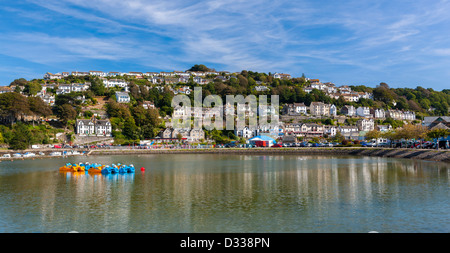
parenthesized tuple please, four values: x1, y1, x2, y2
(361, 141, 374, 147)
(224, 143, 237, 148)
(421, 142, 436, 149)
(272, 143, 283, 148)
(302, 142, 312, 147)
(378, 142, 390, 147)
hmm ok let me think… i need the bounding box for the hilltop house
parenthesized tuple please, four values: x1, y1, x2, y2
(102, 78, 128, 88)
(89, 71, 107, 77)
(44, 72, 63, 80)
(0, 86, 13, 94)
(273, 73, 291, 80)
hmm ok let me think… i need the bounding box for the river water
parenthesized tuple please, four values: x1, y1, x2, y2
(0, 154, 448, 233)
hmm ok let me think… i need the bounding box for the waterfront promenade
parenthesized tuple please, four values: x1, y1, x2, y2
(1, 147, 449, 163)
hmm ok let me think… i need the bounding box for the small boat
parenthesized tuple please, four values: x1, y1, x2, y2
(71, 151, 81, 156)
(59, 163, 74, 172)
(50, 152, 62, 156)
(100, 164, 135, 175)
(23, 152, 36, 157)
(87, 163, 104, 173)
(59, 163, 86, 172)
(12, 153, 22, 158)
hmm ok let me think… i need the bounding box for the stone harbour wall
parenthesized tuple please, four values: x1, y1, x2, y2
(89, 147, 450, 163)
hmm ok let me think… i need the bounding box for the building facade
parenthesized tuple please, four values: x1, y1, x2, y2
(76, 119, 112, 137)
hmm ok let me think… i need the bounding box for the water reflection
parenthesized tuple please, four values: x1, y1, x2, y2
(0, 155, 448, 233)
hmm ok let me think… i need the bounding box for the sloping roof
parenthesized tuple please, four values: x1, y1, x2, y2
(424, 116, 450, 124)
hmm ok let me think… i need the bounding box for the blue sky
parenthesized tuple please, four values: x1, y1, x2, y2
(1, 0, 450, 90)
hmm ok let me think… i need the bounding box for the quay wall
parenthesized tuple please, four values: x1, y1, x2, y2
(0, 147, 449, 163)
(89, 147, 450, 163)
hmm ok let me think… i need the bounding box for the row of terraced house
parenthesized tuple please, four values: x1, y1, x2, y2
(283, 103, 416, 120)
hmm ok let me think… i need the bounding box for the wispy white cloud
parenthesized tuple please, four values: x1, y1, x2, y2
(1, 0, 450, 88)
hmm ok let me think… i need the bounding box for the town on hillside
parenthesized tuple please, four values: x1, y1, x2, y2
(0, 65, 449, 150)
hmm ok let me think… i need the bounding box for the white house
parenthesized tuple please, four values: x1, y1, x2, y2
(357, 118, 375, 132)
(94, 120, 112, 136)
(0, 86, 13, 94)
(76, 119, 95, 135)
(338, 125, 359, 134)
(403, 111, 416, 121)
(72, 71, 89, 77)
(323, 125, 337, 137)
(89, 71, 107, 77)
(340, 105, 356, 116)
(342, 93, 360, 102)
(108, 72, 122, 77)
(376, 124, 393, 132)
(40, 94, 55, 106)
(102, 78, 128, 88)
(258, 104, 277, 116)
(329, 104, 337, 117)
(143, 101, 155, 110)
(254, 86, 270, 92)
(273, 73, 291, 80)
(310, 102, 330, 116)
(71, 83, 89, 92)
(356, 107, 371, 118)
(371, 108, 386, 119)
(115, 91, 130, 103)
(56, 84, 72, 95)
(283, 103, 308, 115)
(43, 72, 62, 80)
(338, 85, 352, 94)
(234, 126, 257, 139)
(76, 119, 112, 136)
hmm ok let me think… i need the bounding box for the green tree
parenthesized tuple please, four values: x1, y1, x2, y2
(188, 64, 211, 72)
(123, 117, 138, 140)
(0, 92, 31, 124)
(23, 82, 42, 95)
(90, 77, 106, 96)
(427, 129, 450, 139)
(9, 123, 32, 150)
(28, 97, 52, 117)
(55, 104, 77, 129)
(365, 129, 382, 146)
